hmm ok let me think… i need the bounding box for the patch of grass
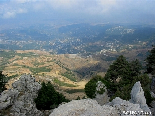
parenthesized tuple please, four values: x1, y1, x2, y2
(53, 78, 77, 87)
(16, 52, 38, 58)
(61, 71, 77, 82)
(33, 61, 45, 66)
(65, 89, 85, 94)
(29, 66, 51, 74)
(7, 74, 19, 80)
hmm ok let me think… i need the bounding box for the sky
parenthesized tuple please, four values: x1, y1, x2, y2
(0, 0, 155, 26)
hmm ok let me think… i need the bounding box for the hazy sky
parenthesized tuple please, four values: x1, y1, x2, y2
(0, 0, 155, 26)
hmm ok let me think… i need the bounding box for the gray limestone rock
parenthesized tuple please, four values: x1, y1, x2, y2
(150, 101, 155, 116)
(0, 89, 19, 110)
(0, 74, 43, 116)
(49, 81, 152, 116)
(109, 97, 148, 116)
(93, 81, 109, 105)
(130, 81, 151, 112)
(50, 99, 119, 116)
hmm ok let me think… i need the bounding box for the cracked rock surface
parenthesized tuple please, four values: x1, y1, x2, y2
(0, 74, 43, 116)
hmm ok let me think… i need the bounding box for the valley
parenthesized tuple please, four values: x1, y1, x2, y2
(0, 23, 154, 100)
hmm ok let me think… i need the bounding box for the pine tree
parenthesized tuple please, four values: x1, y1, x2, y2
(34, 81, 69, 110)
(146, 46, 155, 74)
(104, 55, 131, 84)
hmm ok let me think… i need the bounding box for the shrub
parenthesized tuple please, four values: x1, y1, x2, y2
(84, 75, 105, 98)
(0, 71, 7, 93)
(34, 81, 69, 110)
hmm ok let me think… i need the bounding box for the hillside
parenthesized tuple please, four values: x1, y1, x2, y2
(0, 50, 102, 99)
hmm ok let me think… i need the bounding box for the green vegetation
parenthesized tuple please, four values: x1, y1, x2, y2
(0, 50, 15, 59)
(29, 67, 51, 74)
(0, 71, 7, 93)
(84, 75, 105, 98)
(33, 61, 45, 66)
(76, 96, 81, 100)
(16, 52, 38, 58)
(65, 89, 85, 94)
(34, 81, 70, 110)
(7, 74, 19, 80)
(53, 78, 77, 87)
(145, 46, 155, 74)
(85, 55, 153, 105)
(0, 50, 16, 70)
(104, 55, 152, 104)
(55, 60, 70, 71)
(61, 71, 77, 82)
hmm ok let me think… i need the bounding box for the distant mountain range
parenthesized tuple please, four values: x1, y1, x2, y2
(0, 23, 155, 55)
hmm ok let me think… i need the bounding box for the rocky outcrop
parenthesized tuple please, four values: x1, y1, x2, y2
(0, 74, 43, 116)
(50, 81, 152, 116)
(0, 75, 153, 116)
(50, 97, 150, 116)
(50, 99, 118, 116)
(0, 89, 19, 110)
(93, 81, 109, 105)
(130, 81, 151, 112)
(109, 97, 147, 116)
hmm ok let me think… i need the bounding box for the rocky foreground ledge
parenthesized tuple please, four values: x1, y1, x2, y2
(0, 74, 43, 116)
(50, 81, 153, 116)
(0, 74, 154, 116)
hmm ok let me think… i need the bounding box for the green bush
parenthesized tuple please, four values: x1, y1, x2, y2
(65, 89, 85, 94)
(0, 71, 7, 93)
(53, 78, 77, 87)
(84, 75, 105, 98)
(34, 81, 69, 110)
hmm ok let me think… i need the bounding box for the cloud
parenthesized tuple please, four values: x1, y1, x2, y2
(17, 8, 27, 13)
(2, 8, 27, 19)
(3, 11, 15, 18)
(11, 0, 37, 4)
(46, 0, 78, 9)
(0, 0, 155, 24)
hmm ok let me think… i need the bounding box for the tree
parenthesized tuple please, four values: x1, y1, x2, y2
(103, 55, 152, 105)
(146, 46, 155, 74)
(130, 59, 142, 77)
(0, 71, 7, 93)
(84, 75, 104, 98)
(104, 55, 131, 86)
(34, 81, 69, 110)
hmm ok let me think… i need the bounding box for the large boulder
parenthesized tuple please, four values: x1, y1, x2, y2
(130, 81, 151, 112)
(50, 99, 118, 116)
(109, 97, 148, 116)
(50, 97, 151, 116)
(0, 74, 43, 116)
(0, 89, 19, 110)
(93, 81, 109, 105)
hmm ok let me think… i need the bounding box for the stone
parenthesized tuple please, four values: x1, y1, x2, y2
(0, 89, 19, 110)
(49, 81, 152, 116)
(130, 81, 151, 112)
(49, 99, 118, 116)
(93, 81, 109, 105)
(150, 101, 155, 116)
(108, 97, 145, 116)
(0, 74, 43, 116)
(151, 92, 155, 98)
